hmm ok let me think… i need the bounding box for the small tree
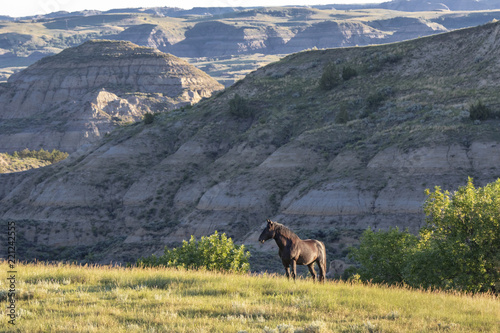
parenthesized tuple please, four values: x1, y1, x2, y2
(419, 178, 500, 292)
(335, 108, 350, 124)
(137, 231, 250, 274)
(319, 62, 341, 90)
(348, 178, 500, 292)
(229, 94, 253, 118)
(342, 65, 358, 81)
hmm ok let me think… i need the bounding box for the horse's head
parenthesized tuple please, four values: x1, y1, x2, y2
(258, 219, 276, 243)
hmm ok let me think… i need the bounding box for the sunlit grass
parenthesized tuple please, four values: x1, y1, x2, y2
(0, 261, 498, 332)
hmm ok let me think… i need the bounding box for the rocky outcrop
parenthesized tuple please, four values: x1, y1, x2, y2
(0, 40, 224, 153)
(282, 21, 386, 53)
(171, 21, 269, 57)
(110, 24, 181, 52)
(326, 260, 350, 279)
(368, 17, 447, 43)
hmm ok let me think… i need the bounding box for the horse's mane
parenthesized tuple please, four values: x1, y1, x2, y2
(274, 222, 300, 241)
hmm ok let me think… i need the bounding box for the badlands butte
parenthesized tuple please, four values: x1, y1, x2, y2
(3, 20, 500, 269)
(0, 40, 224, 153)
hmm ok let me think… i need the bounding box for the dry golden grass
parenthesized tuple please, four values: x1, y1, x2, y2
(0, 261, 498, 332)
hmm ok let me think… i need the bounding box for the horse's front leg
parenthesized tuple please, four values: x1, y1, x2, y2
(282, 257, 291, 280)
(291, 260, 297, 281)
(284, 265, 290, 280)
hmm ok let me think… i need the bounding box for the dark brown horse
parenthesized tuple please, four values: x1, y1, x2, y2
(258, 219, 327, 282)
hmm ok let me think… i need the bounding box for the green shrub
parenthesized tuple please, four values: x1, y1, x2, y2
(348, 228, 417, 284)
(366, 92, 387, 109)
(319, 62, 341, 90)
(143, 112, 155, 124)
(342, 65, 358, 81)
(418, 178, 500, 292)
(348, 178, 500, 292)
(137, 231, 250, 273)
(12, 148, 69, 163)
(469, 100, 492, 121)
(229, 94, 253, 118)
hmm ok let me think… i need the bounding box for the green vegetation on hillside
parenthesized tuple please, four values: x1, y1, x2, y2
(469, 100, 494, 121)
(0, 148, 68, 173)
(138, 231, 250, 273)
(349, 178, 500, 293)
(1, 261, 498, 332)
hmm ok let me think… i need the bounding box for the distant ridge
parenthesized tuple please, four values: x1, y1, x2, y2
(2, 2, 500, 85)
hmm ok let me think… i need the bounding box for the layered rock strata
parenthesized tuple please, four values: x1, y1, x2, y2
(0, 40, 224, 153)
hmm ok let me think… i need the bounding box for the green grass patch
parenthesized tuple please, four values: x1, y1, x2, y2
(0, 148, 68, 173)
(1, 261, 498, 332)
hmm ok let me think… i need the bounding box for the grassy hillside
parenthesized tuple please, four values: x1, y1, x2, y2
(0, 149, 68, 173)
(0, 262, 498, 332)
(0, 154, 51, 173)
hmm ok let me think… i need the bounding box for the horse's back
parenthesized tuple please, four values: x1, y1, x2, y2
(303, 239, 325, 252)
(295, 239, 325, 264)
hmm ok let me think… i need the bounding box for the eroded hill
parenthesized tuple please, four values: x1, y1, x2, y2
(0, 40, 224, 153)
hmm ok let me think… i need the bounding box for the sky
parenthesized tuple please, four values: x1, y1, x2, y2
(1, 0, 384, 18)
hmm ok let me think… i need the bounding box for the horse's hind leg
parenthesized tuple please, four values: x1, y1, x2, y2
(318, 258, 326, 283)
(307, 263, 317, 281)
(317, 242, 327, 283)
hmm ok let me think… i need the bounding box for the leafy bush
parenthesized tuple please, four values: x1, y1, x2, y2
(319, 62, 341, 90)
(348, 178, 500, 292)
(143, 112, 155, 124)
(229, 94, 253, 118)
(469, 100, 492, 121)
(137, 231, 250, 273)
(418, 178, 500, 292)
(381, 52, 403, 65)
(348, 228, 417, 284)
(365, 86, 394, 110)
(342, 65, 358, 81)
